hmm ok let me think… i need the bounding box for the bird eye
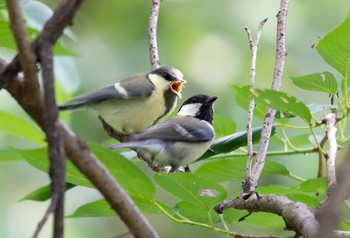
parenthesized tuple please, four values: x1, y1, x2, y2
(191, 98, 198, 103)
(163, 72, 172, 80)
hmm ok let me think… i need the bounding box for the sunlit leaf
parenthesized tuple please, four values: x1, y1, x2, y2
(0, 149, 25, 162)
(233, 86, 312, 124)
(0, 20, 74, 55)
(291, 72, 338, 95)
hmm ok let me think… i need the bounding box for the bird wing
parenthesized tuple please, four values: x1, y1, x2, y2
(134, 116, 215, 143)
(58, 74, 155, 110)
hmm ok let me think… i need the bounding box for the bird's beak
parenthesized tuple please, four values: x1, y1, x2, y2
(170, 79, 186, 99)
(206, 96, 218, 103)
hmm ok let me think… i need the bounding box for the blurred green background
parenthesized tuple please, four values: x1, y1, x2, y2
(1, 0, 350, 237)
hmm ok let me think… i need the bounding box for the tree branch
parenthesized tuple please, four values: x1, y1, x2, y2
(323, 112, 338, 193)
(38, 43, 65, 238)
(242, 0, 289, 194)
(316, 142, 350, 238)
(148, 0, 161, 70)
(0, 0, 160, 236)
(244, 18, 268, 181)
(215, 194, 318, 238)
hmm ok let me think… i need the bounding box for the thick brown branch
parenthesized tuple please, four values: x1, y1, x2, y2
(215, 194, 318, 238)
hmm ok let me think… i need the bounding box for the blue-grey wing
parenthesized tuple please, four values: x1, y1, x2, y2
(58, 74, 154, 110)
(135, 116, 215, 143)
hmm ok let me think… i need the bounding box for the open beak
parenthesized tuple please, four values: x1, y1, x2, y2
(170, 79, 186, 98)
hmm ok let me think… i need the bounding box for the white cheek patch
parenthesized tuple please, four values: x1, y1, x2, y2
(114, 83, 129, 97)
(177, 103, 201, 116)
(148, 73, 171, 92)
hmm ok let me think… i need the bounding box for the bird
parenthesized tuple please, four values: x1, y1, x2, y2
(109, 94, 218, 172)
(58, 66, 186, 133)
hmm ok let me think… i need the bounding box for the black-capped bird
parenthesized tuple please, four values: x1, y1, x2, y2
(59, 66, 186, 133)
(110, 94, 218, 172)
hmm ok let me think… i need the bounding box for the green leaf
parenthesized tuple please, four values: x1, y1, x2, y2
(17, 144, 156, 199)
(295, 177, 327, 194)
(316, 12, 350, 77)
(21, 0, 76, 40)
(200, 126, 275, 160)
(194, 158, 292, 182)
(175, 201, 220, 223)
(290, 72, 338, 95)
(68, 197, 160, 218)
(0, 111, 45, 145)
(256, 186, 321, 208)
(234, 86, 312, 124)
(16, 147, 94, 187)
(19, 183, 75, 201)
(90, 144, 156, 199)
(213, 114, 236, 137)
(0, 20, 74, 55)
(223, 209, 285, 227)
(284, 193, 320, 208)
(68, 199, 116, 218)
(0, 149, 25, 162)
(154, 173, 226, 210)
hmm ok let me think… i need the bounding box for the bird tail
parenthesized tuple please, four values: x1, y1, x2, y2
(109, 139, 161, 150)
(58, 99, 89, 111)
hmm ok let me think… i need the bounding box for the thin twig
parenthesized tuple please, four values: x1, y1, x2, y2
(323, 113, 338, 194)
(148, 0, 161, 70)
(32, 194, 59, 238)
(38, 43, 65, 238)
(244, 17, 268, 181)
(243, 0, 289, 194)
(317, 135, 328, 178)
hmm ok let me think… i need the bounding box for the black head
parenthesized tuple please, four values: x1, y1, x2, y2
(177, 94, 218, 124)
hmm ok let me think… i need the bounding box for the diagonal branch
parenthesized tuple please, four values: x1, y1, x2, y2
(242, 0, 289, 194)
